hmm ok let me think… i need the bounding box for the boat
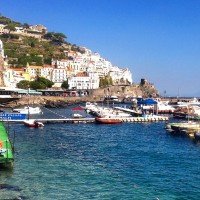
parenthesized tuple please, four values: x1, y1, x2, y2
(96, 109, 132, 118)
(166, 121, 200, 136)
(95, 117, 122, 124)
(104, 96, 120, 103)
(72, 113, 83, 118)
(13, 106, 42, 114)
(139, 98, 175, 114)
(23, 119, 44, 128)
(71, 107, 84, 118)
(21, 103, 44, 127)
(0, 122, 14, 168)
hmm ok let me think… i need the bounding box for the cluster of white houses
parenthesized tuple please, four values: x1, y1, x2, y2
(0, 32, 133, 90)
(0, 23, 48, 39)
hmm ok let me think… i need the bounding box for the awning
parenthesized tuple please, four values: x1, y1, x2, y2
(17, 90, 42, 95)
(138, 99, 157, 105)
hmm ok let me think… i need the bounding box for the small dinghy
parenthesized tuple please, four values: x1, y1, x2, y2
(23, 119, 44, 128)
(72, 113, 83, 118)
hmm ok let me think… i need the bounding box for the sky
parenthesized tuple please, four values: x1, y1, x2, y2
(0, 0, 200, 97)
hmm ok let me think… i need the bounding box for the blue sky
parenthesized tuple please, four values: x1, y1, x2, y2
(1, 0, 200, 97)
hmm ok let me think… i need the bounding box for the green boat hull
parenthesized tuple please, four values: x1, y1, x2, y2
(0, 122, 14, 169)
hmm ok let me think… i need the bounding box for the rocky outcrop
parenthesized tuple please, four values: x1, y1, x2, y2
(89, 81, 159, 98)
(89, 85, 142, 97)
(139, 79, 160, 98)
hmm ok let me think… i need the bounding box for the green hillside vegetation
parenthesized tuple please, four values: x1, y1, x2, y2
(0, 16, 85, 68)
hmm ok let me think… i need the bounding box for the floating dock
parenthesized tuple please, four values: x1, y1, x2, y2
(1, 116, 169, 124)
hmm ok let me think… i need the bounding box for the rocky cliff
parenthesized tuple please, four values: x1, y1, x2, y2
(90, 80, 160, 98)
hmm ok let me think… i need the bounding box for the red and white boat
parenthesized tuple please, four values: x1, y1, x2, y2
(95, 117, 122, 124)
(23, 119, 44, 128)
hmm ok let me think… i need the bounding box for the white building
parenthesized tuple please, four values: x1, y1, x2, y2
(51, 46, 133, 87)
(68, 72, 99, 90)
(29, 24, 48, 34)
(52, 59, 69, 69)
(25, 64, 43, 80)
(0, 24, 7, 34)
(15, 27, 25, 34)
(109, 66, 133, 84)
(0, 39, 5, 58)
(41, 64, 54, 80)
(51, 68, 67, 83)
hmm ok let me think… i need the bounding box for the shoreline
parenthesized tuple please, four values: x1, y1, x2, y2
(3, 95, 104, 107)
(2, 95, 194, 108)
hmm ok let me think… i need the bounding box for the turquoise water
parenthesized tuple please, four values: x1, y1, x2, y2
(0, 106, 200, 199)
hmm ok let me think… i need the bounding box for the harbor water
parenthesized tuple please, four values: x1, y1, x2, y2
(1, 105, 200, 199)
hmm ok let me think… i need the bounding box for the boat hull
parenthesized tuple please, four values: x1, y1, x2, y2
(24, 120, 44, 128)
(169, 122, 200, 136)
(95, 117, 122, 124)
(0, 122, 14, 169)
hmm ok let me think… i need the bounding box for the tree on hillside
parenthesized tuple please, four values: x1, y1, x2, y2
(43, 32, 54, 40)
(53, 33, 67, 43)
(17, 76, 54, 90)
(23, 23, 29, 29)
(61, 79, 69, 89)
(18, 54, 43, 67)
(99, 77, 113, 87)
(0, 16, 12, 25)
(16, 80, 30, 89)
(23, 37, 39, 47)
(43, 32, 67, 45)
(30, 81, 46, 90)
(36, 76, 54, 88)
(4, 23, 16, 34)
(30, 77, 54, 90)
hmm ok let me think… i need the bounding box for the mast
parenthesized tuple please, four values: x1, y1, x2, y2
(28, 88, 30, 120)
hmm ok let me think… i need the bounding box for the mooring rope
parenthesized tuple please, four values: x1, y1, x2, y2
(42, 106, 67, 119)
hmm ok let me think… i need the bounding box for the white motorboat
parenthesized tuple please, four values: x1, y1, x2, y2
(13, 106, 42, 114)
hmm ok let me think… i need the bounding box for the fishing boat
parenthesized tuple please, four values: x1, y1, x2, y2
(95, 117, 122, 124)
(23, 119, 44, 128)
(0, 122, 14, 168)
(166, 121, 200, 136)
